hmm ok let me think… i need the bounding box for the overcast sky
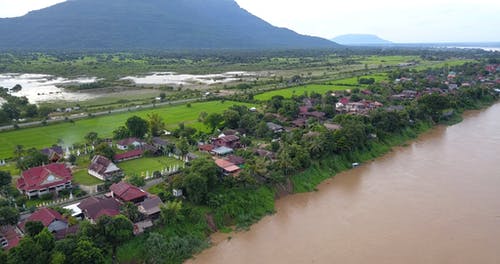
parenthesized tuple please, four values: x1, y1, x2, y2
(0, 0, 499, 43)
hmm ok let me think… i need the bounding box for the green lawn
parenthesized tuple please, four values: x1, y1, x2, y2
(0, 101, 252, 159)
(73, 169, 104, 185)
(119, 156, 184, 177)
(254, 84, 350, 101)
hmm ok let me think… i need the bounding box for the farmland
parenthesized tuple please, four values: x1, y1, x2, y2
(0, 100, 253, 159)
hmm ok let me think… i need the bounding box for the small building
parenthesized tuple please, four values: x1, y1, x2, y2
(78, 197, 121, 224)
(266, 122, 284, 133)
(227, 155, 245, 166)
(213, 135, 241, 149)
(114, 149, 144, 162)
(254, 149, 276, 160)
(152, 137, 168, 151)
(138, 196, 163, 219)
(40, 146, 64, 162)
(173, 189, 183, 197)
(0, 225, 22, 250)
(324, 123, 342, 131)
(133, 220, 153, 235)
(19, 208, 68, 233)
(17, 163, 72, 198)
(116, 138, 145, 150)
(211, 146, 234, 156)
(88, 155, 122, 181)
(186, 153, 198, 162)
(215, 159, 241, 176)
(110, 181, 148, 204)
(198, 144, 214, 153)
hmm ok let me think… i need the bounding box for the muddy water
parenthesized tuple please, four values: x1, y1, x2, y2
(188, 103, 500, 264)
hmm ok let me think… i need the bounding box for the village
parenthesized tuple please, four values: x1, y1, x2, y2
(0, 61, 499, 262)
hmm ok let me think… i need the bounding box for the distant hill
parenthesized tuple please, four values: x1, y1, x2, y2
(331, 34, 392, 46)
(0, 0, 339, 50)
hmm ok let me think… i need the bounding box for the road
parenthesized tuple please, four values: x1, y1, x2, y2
(0, 97, 198, 132)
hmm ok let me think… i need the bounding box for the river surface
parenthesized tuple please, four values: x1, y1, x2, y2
(188, 103, 500, 264)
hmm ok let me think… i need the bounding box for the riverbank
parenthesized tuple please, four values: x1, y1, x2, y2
(182, 99, 498, 263)
(187, 102, 500, 264)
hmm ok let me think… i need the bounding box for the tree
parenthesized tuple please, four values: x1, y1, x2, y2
(183, 173, 208, 205)
(84, 132, 99, 145)
(203, 113, 223, 133)
(127, 174, 145, 187)
(16, 148, 49, 170)
(24, 221, 45, 237)
(94, 143, 115, 160)
(2, 103, 20, 120)
(0, 206, 19, 226)
(112, 126, 129, 140)
(126, 116, 148, 138)
(176, 138, 190, 157)
(160, 200, 183, 225)
(97, 215, 133, 263)
(34, 228, 55, 263)
(7, 237, 42, 264)
(71, 239, 105, 264)
(0, 170, 11, 189)
(120, 202, 142, 222)
(13, 145, 24, 160)
(147, 113, 165, 137)
(50, 251, 66, 264)
(222, 109, 240, 129)
(145, 232, 168, 264)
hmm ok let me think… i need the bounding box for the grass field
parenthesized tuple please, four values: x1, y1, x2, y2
(254, 84, 350, 101)
(0, 101, 252, 159)
(119, 156, 184, 177)
(72, 169, 104, 185)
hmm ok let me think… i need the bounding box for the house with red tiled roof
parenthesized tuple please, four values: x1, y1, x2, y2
(16, 163, 72, 198)
(0, 225, 22, 250)
(110, 181, 148, 203)
(114, 149, 144, 162)
(77, 197, 121, 223)
(19, 208, 68, 233)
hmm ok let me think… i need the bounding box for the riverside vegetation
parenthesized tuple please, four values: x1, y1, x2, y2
(0, 50, 498, 264)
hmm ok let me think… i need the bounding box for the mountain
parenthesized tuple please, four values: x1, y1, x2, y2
(331, 34, 392, 46)
(0, 0, 338, 50)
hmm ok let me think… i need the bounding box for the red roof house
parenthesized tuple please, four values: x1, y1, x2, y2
(113, 149, 144, 162)
(110, 181, 148, 203)
(78, 197, 121, 223)
(19, 208, 68, 233)
(215, 159, 241, 176)
(17, 163, 72, 198)
(213, 135, 241, 149)
(0, 225, 22, 250)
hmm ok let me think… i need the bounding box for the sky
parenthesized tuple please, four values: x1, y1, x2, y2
(0, 0, 499, 43)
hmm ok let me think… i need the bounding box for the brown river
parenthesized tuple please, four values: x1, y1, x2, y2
(187, 103, 500, 264)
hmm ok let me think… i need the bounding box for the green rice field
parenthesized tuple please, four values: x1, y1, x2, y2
(0, 101, 252, 159)
(254, 84, 351, 101)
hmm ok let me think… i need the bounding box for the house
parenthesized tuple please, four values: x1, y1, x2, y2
(254, 149, 276, 160)
(110, 181, 148, 203)
(324, 123, 342, 131)
(186, 153, 198, 162)
(133, 220, 153, 235)
(19, 208, 68, 233)
(213, 135, 241, 149)
(88, 155, 122, 181)
(17, 163, 72, 198)
(138, 196, 163, 218)
(215, 159, 241, 176)
(77, 197, 121, 224)
(152, 137, 168, 151)
(291, 118, 307, 128)
(266, 122, 284, 133)
(116, 138, 145, 150)
(114, 149, 144, 162)
(211, 146, 234, 156)
(0, 225, 22, 250)
(346, 102, 366, 112)
(227, 155, 245, 166)
(198, 144, 214, 153)
(40, 146, 64, 162)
